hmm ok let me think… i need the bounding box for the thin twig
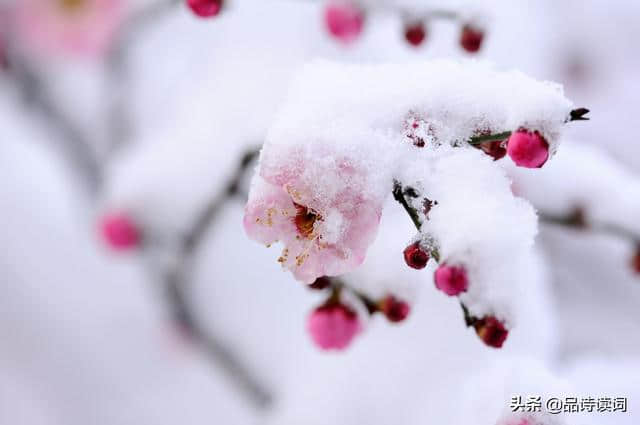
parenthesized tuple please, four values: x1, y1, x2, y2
(538, 209, 640, 245)
(106, 0, 181, 155)
(6, 54, 102, 195)
(163, 148, 273, 409)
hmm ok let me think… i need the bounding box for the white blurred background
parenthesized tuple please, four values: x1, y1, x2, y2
(1, 0, 640, 424)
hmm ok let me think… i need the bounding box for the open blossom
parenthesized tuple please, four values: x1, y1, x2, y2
(244, 164, 382, 284)
(12, 0, 125, 58)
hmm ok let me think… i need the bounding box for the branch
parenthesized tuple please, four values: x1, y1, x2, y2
(466, 108, 589, 146)
(105, 0, 181, 155)
(6, 54, 102, 195)
(163, 148, 273, 409)
(538, 208, 640, 245)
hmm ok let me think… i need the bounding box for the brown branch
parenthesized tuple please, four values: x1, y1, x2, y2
(538, 208, 640, 245)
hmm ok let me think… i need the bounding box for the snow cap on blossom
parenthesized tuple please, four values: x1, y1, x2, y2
(99, 211, 141, 251)
(400, 148, 538, 327)
(246, 59, 573, 303)
(324, 1, 364, 44)
(244, 169, 382, 284)
(12, 0, 126, 58)
(307, 301, 362, 350)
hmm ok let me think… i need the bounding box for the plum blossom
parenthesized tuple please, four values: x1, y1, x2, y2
(12, 0, 126, 58)
(244, 161, 382, 283)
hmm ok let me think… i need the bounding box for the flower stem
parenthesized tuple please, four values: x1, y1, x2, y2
(467, 131, 512, 145)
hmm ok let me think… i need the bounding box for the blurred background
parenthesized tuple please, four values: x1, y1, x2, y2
(1, 0, 639, 424)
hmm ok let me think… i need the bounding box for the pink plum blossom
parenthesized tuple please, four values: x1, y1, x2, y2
(324, 1, 364, 44)
(307, 303, 362, 350)
(244, 159, 382, 284)
(12, 0, 126, 58)
(507, 129, 550, 168)
(99, 212, 141, 251)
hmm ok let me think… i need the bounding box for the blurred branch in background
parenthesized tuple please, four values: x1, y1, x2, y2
(162, 148, 274, 409)
(4, 0, 272, 409)
(6, 54, 103, 195)
(106, 0, 180, 155)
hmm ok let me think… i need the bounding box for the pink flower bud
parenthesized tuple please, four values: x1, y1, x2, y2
(474, 316, 508, 348)
(460, 25, 484, 53)
(434, 263, 468, 296)
(379, 295, 410, 322)
(507, 129, 550, 168)
(403, 241, 430, 270)
(99, 212, 141, 251)
(186, 0, 223, 18)
(324, 2, 364, 44)
(404, 22, 426, 47)
(307, 303, 362, 350)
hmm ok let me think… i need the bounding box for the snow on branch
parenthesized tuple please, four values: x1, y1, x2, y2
(244, 59, 586, 350)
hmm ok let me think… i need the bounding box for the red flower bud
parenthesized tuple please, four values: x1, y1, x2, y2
(460, 25, 484, 53)
(403, 241, 430, 269)
(474, 316, 508, 348)
(379, 295, 410, 322)
(404, 22, 426, 47)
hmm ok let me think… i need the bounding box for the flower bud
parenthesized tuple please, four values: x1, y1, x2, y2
(99, 212, 141, 251)
(460, 24, 484, 53)
(474, 316, 508, 348)
(434, 263, 468, 296)
(186, 0, 223, 18)
(404, 22, 426, 47)
(403, 241, 430, 269)
(506, 129, 549, 168)
(324, 2, 364, 44)
(379, 295, 410, 322)
(307, 302, 362, 350)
